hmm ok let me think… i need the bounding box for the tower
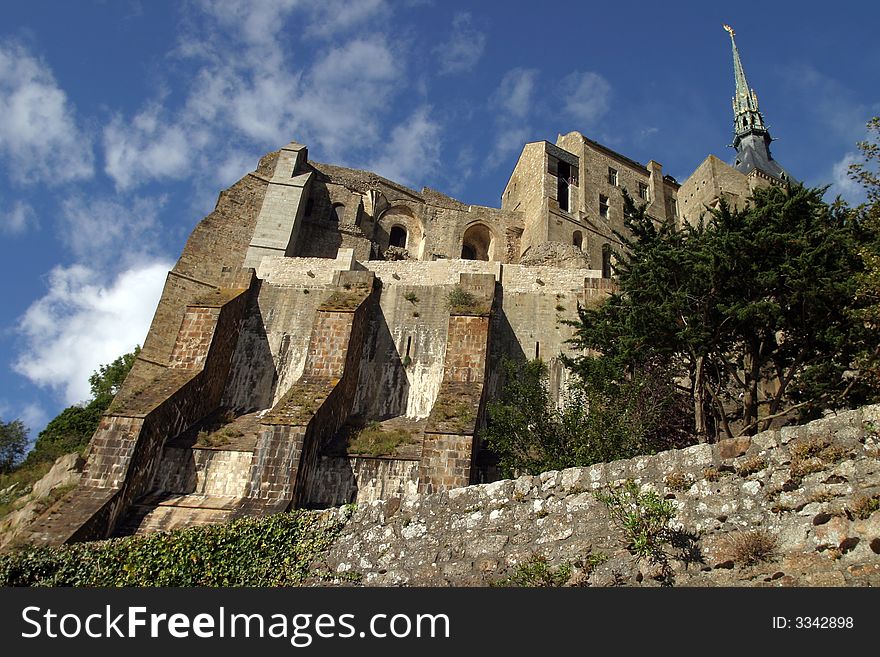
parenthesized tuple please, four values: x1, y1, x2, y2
(724, 24, 790, 181)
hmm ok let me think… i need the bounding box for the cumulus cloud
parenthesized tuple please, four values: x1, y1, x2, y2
(436, 12, 486, 75)
(109, 2, 404, 190)
(13, 261, 171, 405)
(1, 198, 37, 235)
(57, 194, 165, 265)
(103, 104, 195, 191)
(487, 69, 539, 168)
(369, 106, 442, 187)
(494, 68, 538, 119)
(562, 71, 611, 125)
(0, 41, 93, 184)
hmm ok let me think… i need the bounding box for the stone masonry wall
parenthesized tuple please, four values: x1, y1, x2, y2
(305, 456, 420, 508)
(321, 405, 880, 587)
(419, 273, 495, 494)
(235, 275, 375, 516)
(153, 446, 253, 498)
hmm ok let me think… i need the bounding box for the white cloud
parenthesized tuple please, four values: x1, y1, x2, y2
(494, 68, 538, 119)
(14, 261, 171, 405)
(831, 151, 866, 204)
(562, 71, 611, 125)
(436, 12, 486, 75)
(303, 0, 390, 39)
(18, 402, 47, 433)
(369, 106, 441, 187)
(487, 69, 539, 169)
(197, 0, 301, 46)
(487, 125, 532, 169)
(110, 2, 404, 191)
(1, 198, 37, 235)
(103, 104, 195, 191)
(0, 41, 93, 184)
(58, 195, 165, 265)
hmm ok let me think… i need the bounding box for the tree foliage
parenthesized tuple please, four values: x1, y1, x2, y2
(569, 185, 876, 440)
(22, 346, 140, 468)
(849, 117, 880, 388)
(0, 419, 28, 474)
(482, 358, 690, 477)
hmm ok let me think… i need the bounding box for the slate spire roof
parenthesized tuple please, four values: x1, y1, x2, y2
(723, 24, 790, 181)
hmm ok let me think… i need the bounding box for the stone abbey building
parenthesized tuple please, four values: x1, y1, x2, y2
(21, 28, 791, 544)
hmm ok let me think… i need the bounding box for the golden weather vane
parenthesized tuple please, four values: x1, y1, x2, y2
(723, 24, 735, 37)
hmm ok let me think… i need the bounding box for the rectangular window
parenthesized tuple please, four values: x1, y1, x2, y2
(557, 161, 571, 212)
(599, 194, 609, 219)
(608, 167, 618, 186)
(638, 182, 650, 202)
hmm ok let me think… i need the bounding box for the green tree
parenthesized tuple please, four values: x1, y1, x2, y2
(570, 186, 875, 440)
(25, 346, 140, 466)
(0, 419, 29, 473)
(88, 347, 140, 401)
(849, 117, 880, 389)
(482, 358, 689, 477)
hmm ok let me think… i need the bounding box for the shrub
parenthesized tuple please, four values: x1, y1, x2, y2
(736, 455, 766, 477)
(447, 286, 478, 313)
(849, 494, 880, 520)
(483, 358, 692, 477)
(492, 555, 572, 587)
(726, 529, 777, 566)
(403, 291, 419, 304)
(594, 480, 676, 561)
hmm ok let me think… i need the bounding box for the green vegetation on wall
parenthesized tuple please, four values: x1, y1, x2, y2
(0, 507, 353, 587)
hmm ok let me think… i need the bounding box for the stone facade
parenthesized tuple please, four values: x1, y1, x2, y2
(13, 125, 787, 546)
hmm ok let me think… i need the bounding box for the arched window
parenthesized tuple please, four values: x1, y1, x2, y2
(331, 203, 345, 223)
(461, 224, 493, 261)
(389, 225, 407, 248)
(572, 231, 583, 250)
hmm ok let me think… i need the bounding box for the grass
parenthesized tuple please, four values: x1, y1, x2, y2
(664, 471, 693, 492)
(849, 494, 880, 520)
(726, 529, 777, 566)
(702, 467, 721, 482)
(736, 455, 766, 477)
(0, 460, 59, 520)
(346, 423, 419, 457)
(789, 436, 848, 484)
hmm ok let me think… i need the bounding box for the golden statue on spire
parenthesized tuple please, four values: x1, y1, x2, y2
(723, 24, 735, 37)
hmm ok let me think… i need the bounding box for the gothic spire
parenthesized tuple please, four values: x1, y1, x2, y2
(723, 24, 789, 181)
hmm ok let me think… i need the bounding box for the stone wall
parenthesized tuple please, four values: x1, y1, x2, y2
(235, 274, 375, 516)
(305, 456, 420, 508)
(153, 447, 253, 498)
(321, 405, 880, 586)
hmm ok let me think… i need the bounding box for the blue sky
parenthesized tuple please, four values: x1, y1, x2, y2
(1, 0, 878, 444)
